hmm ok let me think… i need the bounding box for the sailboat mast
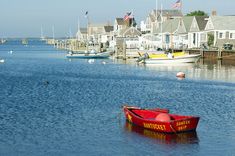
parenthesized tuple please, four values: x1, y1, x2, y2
(52, 26, 55, 47)
(69, 28, 72, 39)
(85, 11, 89, 51)
(77, 17, 80, 41)
(40, 26, 44, 40)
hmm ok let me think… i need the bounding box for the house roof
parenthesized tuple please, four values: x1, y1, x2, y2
(195, 16, 208, 30)
(116, 18, 125, 25)
(89, 23, 106, 27)
(80, 28, 87, 34)
(155, 18, 180, 34)
(154, 9, 183, 17)
(148, 9, 183, 23)
(119, 27, 142, 37)
(104, 26, 114, 32)
(149, 14, 156, 22)
(210, 16, 235, 30)
(182, 16, 194, 32)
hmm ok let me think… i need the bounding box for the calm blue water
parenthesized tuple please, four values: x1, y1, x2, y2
(0, 40, 235, 156)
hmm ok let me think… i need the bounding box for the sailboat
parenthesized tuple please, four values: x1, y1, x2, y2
(66, 13, 113, 59)
(66, 50, 113, 59)
(22, 38, 28, 45)
(0, 58, 5, 63)
(0, 39, 7, 44)
(40, 26, 46, 41)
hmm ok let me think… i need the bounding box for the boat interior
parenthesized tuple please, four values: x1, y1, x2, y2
(130, 109, 192, 121)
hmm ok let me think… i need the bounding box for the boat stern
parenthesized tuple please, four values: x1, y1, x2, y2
(171, 116, 200, 133)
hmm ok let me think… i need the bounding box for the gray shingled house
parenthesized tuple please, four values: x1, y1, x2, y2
(188, 16, 208, 48)
(205, 16, 235, 49)
(176, 16, 194, 49)
(113, 18, 129, 37)
(154, 18, 180, 49)
(144, 9, 183, 34)
(76, 28, 88, 43)
(87, 23, 113, 45)
(153, 16, 195, 49)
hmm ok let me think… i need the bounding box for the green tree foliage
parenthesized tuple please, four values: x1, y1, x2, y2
(186, 10, 208, 16)
(207, 33, 214, 47)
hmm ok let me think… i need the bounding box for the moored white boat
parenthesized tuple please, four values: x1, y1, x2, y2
(0, 59, 5, 63)
(138, 52, 201, 64)
(66, 50, 113, 59)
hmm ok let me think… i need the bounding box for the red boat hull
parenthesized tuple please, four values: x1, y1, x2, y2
(125, 121, 199, 144)
(123, 105, 200, 133)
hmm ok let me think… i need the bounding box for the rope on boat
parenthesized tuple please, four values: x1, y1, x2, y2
(170, 124, 177, 134)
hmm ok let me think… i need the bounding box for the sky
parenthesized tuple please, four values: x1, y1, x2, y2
(1, 0, 235, 38)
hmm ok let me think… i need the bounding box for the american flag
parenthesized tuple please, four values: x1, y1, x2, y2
(123, 12, 132, 21)
(172, 0, 181, 9)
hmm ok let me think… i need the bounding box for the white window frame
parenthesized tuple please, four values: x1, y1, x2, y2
(229, 31, 235, 39)
(200, 33, 207, 42)
(218, 31, 226, 39)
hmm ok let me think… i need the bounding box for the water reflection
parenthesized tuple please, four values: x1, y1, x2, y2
(192, 59, 235, 82)
(142, 59, 235, 83)
(125, 121, 199, 144)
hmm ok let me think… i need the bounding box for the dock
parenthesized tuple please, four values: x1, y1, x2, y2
(45, 38, 235, 62)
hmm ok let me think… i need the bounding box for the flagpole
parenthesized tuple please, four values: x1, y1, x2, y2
(180, 0, 183, 16)
(131, 9, 134, 27)
(155, 0, 158, 33)
(85, 11, 89, 51)
(40, 25, 44, 40)
(160, 4, 163, 50)
(156, 0, 158, 18)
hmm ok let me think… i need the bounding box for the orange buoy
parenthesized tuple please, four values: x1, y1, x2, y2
(176, 72, 185, 78)
(155, 113, 171, 122)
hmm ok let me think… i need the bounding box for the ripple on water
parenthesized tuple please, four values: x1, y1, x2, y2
(0, 40, 235, 156)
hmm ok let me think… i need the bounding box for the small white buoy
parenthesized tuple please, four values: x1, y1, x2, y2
(88, 59, 95, 64)
(9, 50, 13, 54)
(176, 72, 185, 78)
(0, 59, 5, 63)
(101, 61, 106, 64)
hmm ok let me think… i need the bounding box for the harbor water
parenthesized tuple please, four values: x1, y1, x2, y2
(0, 40, 235, 156)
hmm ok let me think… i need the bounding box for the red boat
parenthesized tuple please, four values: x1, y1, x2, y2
(125, 121, 199, 144)
(123, 105, 200, 133)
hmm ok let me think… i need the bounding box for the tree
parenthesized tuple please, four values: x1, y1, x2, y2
(186, 10, 208, 16)
(207, 33, 214, 47)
